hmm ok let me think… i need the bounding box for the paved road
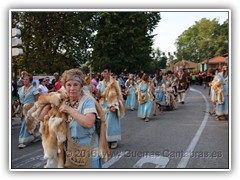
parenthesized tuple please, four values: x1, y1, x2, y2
(10, 85, 229, 169)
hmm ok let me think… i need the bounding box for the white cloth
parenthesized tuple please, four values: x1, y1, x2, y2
(38, 85, 49, 94)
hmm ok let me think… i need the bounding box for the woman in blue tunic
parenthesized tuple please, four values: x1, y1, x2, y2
(82, 75, 94, 94)
(152, 71, 166, 116)
(215, 65, 228, 121)
(59, 68, 102, 168)
(125, 74, 137, 111)
(97, 65, 125, 149)
(137, 73, 154, 122)
(18, 74, 40, 149)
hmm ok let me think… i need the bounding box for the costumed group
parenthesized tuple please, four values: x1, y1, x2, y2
(14, 64, 228, 168)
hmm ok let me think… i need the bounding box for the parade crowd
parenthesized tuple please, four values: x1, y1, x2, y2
(11, 64, 228, 168)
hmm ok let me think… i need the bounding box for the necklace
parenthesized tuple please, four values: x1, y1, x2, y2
(104, 80, 110, 88)
(65, 99, 80, 123)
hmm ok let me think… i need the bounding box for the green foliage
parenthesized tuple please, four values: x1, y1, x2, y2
(175, 18, 228, 63)
(149, 48, 167, 73)
(11, 11, 161, 76)
(12, 12, 97, 75)
(91, 12, 161, 74)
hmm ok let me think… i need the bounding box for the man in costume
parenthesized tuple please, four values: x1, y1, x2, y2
(177, 67, 188, 104)
(97, 65, 125, 149)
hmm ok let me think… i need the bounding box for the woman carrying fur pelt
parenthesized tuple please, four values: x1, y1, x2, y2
(137, 73, 154, 122)
(96, 65, 125, 149)
(214, 65, 229, 121)
(17, 74, 40, 149)
(39, 68, 109, 168)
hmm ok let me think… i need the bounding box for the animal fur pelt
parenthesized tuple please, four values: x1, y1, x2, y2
(99, 78, 125, 118)
(40, 104, 67, 168)
(137, 82, 154, 104)
(210, 79, 224, 104)
(25, 87, 68, 168)
(169, 94, 177, 110)
(92, 96, 110, 161)
(31, 87, 68, 121)
(23, 103, 38, 135)
(24, 87, 68, 135)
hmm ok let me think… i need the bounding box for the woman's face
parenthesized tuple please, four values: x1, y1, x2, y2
(223, 66, 228, 72)
(102, 69, 110, 79)
(65, 80, 82, 98)
(86, 78, 90, 84)
(41, 79, 46, 85)
(23, 76, 30, 86)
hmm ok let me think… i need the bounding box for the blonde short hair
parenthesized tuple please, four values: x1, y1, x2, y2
(61, 68, 85, 87)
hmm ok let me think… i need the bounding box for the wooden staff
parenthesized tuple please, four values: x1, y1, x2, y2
(88, 64, 93, 95)
(88, 64, 92, 81)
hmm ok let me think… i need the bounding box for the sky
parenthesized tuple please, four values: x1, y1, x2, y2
(152, 11, 229, 55)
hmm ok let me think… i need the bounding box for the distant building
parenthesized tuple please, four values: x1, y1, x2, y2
(200, 56, 228, 72)
(173, 60, 199, 73)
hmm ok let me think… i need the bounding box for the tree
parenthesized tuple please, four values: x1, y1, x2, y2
(11, 12, 97, 75)
(175, 18, 228, 63)
(11, 11, 161, 77)
(92, 12, 161, 74)
(150, 48, 167, 73)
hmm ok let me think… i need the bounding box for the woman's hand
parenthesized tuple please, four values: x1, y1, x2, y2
(59, 104, 72, 114)
(39, 105, 51, 121)
(110, 106, 116, 112)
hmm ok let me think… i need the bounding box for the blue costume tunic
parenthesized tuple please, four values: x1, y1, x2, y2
(68, 94, 101, 168)
(153, 78, 166, 105)
(97, 80, 121, 142)
(138, 83, 153, 118)
(215, 73, 228, 116)
(18, 85, 40, 144)
(125, 80, 137, 109)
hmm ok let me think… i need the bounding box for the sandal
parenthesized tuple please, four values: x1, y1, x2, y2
(110, 142, 118, 149)
(144, 118, 149, 122)
(18, 144, 26, 149)
(152, 113, 156, 116)
(209, 111, 215, 115)
(215, 116, 225, 121)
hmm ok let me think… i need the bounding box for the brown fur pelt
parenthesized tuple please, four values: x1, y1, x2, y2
(24, 87, 68, 135)
(24, 87, 68, 168)
(92, 97, 110, 161)
(210, 79, 224, 104)
(99, 78, 125, 118)
(32, 87, 68, 121)
(40, 105, 67, 168)
(23, 103, 38, 135)
(169, 94, 177, 110)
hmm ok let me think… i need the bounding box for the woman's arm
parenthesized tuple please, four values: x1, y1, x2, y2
(38, 105, 51, 121)
(34, 94, 39, 101)
(59, 104, 95, 129)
